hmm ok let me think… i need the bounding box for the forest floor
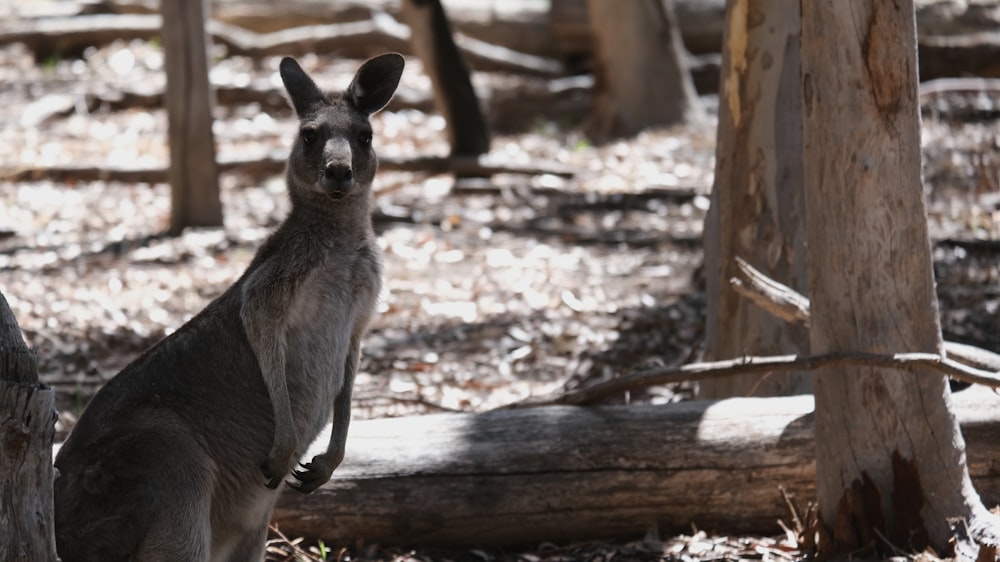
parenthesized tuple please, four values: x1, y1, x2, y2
(3, 34, 1000, 562)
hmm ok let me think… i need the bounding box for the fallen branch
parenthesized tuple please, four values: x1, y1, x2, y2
(729, 257, 1000, 373)
(0, 154, 574, 184)
(209, 14, 409, 60)
(0, 14, 160, 58)
(503, 350, 1000, 409)
(514, 257, 1000, 409)
(920, 77, 1000, 98)
(1, 13, 563, 76)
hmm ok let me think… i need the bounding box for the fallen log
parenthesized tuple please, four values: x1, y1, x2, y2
(269, 387, 1000, 547)
(10, 1, 1000, 83)
(0, 13, 562, 76)
(0, 154, 575, 184)
(17, 71, 584, 131)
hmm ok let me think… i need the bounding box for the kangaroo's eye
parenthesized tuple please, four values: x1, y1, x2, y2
(359, 132, 372, 146)
(301, 128, 317, 145)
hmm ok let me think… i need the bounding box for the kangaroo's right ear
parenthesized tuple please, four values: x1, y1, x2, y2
(280, 57, 328, 117)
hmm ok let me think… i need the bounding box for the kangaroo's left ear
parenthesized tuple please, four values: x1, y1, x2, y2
(346, 53, 405, 116)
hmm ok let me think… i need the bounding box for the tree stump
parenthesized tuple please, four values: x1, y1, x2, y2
(0, 292, 58, 561)
(586, 0, 703, 139)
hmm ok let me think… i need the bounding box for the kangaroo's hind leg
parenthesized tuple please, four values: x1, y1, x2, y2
(55, 424, 216, 562)
(132, 427, 217, 562)
(224, 523, 270, 562)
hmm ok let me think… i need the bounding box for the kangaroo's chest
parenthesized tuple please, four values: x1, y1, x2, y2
(283, 247, 381, 435)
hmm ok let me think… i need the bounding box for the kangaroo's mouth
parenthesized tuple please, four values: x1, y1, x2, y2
(319, 177, 353, 200)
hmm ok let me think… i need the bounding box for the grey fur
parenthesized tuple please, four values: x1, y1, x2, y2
(53, 53, 404, 562)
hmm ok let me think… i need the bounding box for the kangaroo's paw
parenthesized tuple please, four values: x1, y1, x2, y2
(287, 451, 342, 494)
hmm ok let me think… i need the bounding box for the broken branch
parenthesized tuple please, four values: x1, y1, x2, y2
(504, 350, 1000, 409)
(0, 154, 574, 184)
(730, 256, 1000, 374)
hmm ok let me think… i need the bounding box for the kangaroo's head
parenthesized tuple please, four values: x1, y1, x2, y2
(279, 54, 404, 204)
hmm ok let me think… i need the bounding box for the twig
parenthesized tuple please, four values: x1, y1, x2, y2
(779, 485, 804, 534)
(265, 523, 316, 561)
(354, 394, 463, 413)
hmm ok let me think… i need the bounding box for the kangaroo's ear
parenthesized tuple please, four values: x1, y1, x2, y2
(280, 57, 327, 117)
(346, 53, 405, 116)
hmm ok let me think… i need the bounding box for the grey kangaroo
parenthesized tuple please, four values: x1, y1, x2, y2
(53, 53, 404, 562)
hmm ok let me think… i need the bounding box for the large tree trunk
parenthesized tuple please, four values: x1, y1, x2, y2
(700, 0, 809, 399)
(402, 0, 490, 157)
(801, 1, 1000, 556)
(161, 0, 223, 235)
(0, 292, 58, 561)
(266, 389, 1000, 547)
(586, 0, 703, 140)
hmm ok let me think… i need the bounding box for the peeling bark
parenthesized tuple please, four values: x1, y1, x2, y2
(701, 0, 809, 399)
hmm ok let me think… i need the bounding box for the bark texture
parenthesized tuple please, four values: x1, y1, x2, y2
(801, 1, 998, 555)
(586, 0, 703, 139)
(701, 0, 809, 399)
(161, 0, 223, 234)
(0, 292, 58, 562)
(266, 389, 1000, 548)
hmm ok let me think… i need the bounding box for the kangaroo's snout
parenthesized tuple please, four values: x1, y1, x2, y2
(320, 136, 355, 198)
(323, 162, 354, 197)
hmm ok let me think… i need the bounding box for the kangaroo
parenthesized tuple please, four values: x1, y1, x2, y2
(53, 53, 404, 562)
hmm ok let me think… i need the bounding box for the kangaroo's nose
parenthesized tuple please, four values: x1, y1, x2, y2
(325, 163, 353, 184)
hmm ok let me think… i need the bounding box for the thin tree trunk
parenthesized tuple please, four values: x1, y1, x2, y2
(801, 1, 1000, 556)
(402, 0, 490, 157)
(0, 292, 58, 561)
(586, 0, 703, 140)
(701, 0, 809, 399)
(161, 0, 223, 234)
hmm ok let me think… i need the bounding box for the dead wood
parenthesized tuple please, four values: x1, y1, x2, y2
(11, 2, 1000, 83)
(267, 387, 1000, 547)
(0, 14, 160, 59)
(209, 16, 410, 60)
(490, 251, 1000, 409)
(729, 258, 811, 328)
(920, 77, 1000, 97)
(728, 257, 1000, 375)
(504, 350, 1000, 409)
(0, 291, 58, 560)
(0, 155, 574, 185)
(21, 73, 585, 131)
(0, 12, 563, 76)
